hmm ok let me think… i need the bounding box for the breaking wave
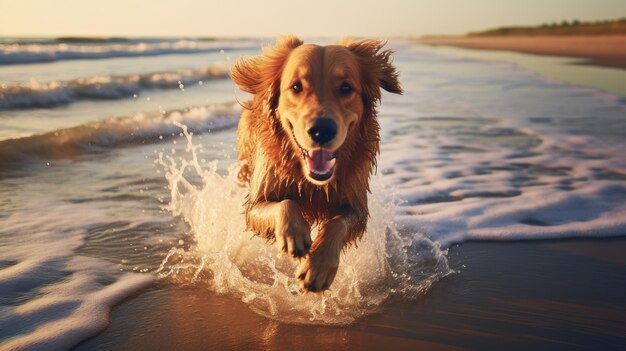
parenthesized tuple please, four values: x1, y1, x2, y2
(0, 39, 258, 65)
(0, 103, 240, 167)
(0, 65, 229, 109)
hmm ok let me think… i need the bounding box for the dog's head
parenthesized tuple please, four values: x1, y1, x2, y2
(231, 35, 402, 185)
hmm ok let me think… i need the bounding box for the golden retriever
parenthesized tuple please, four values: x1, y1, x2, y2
(231, 35, 401, 292)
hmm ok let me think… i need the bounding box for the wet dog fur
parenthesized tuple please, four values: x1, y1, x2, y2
(231, 35, 401, 292)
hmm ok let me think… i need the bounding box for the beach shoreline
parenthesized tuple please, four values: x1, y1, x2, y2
(75, 237, 626, 351)
(3, 37, 626, 351)
(417, 35, 626, 70)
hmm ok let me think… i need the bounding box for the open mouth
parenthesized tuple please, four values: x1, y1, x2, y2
(291, 129, 337, 182)
(304, 148, 336, 181)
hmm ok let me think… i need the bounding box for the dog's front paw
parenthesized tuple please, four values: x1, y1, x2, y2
(295, 244, 340, 292)
(274, 200, 312, 258)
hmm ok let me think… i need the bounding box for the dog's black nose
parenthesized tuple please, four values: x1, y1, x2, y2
(307, 118, 337, 145)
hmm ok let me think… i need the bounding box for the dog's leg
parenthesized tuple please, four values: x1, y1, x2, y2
(247, 200, 312, 258)
(296, 207, 361, 292)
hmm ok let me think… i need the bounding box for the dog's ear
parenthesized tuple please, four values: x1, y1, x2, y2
(230, 35, 303, 100)
(338, 38, 403, 102)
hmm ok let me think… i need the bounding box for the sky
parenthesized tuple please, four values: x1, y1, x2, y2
(1, 0, 625, 38)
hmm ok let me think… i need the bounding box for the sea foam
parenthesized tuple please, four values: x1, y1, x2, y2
(377, 105, 626, 246)
(0, 200, 155, 350)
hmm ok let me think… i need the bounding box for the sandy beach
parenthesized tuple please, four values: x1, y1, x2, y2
(76, 238, 626, 351)
(418, 35, 626, 69)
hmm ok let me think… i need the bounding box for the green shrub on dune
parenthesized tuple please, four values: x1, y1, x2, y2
(469, 18, 626, 36)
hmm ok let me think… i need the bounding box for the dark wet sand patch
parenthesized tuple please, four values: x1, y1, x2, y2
(75, 237, 626, 351)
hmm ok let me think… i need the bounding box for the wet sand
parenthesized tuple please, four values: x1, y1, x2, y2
(418, 35, 626, 69)
(75, 238, 626, 351)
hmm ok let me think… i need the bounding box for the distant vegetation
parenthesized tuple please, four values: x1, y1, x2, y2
(468, 18, 626, 36)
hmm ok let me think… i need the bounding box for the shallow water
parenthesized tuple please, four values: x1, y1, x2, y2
(1, 38, 626, 349)
(426, 45, 626, 98)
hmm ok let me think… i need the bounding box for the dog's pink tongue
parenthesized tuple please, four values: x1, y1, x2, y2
(307, 149, 335, 174)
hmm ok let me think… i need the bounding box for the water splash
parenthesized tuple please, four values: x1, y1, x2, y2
(157, 123, 451, 325)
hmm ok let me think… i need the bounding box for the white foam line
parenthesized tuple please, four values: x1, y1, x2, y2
(0, 65, 229, 109)
(0, 40, 258, 65)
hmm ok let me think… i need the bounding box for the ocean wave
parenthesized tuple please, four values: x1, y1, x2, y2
(0, 39, 257, 65)
(0, 103, 240, 167)
(0, 65, 229, 109)
(0, 37, 225, 45)
(0, 199, 160, 350)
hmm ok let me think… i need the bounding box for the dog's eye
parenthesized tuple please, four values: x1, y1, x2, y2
(292, 81, 303, 94)
(339, 82, 353, 96)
